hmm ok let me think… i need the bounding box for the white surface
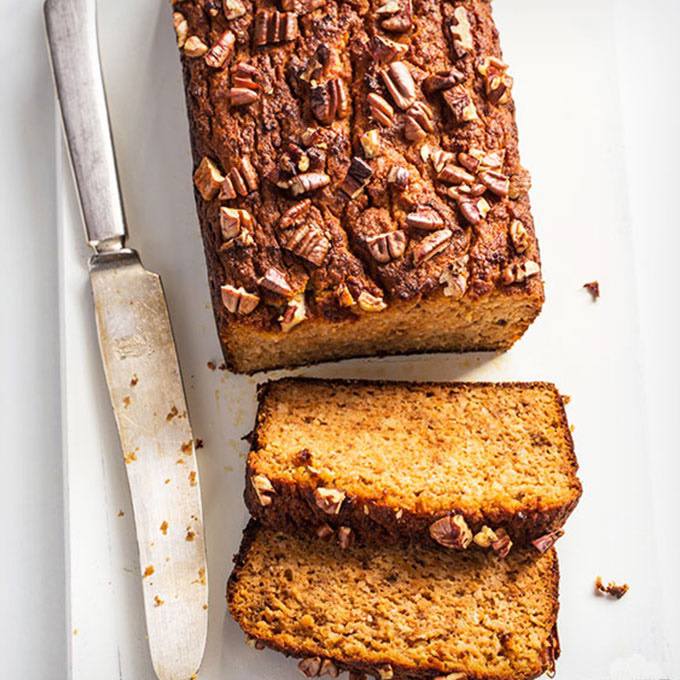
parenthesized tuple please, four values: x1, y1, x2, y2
(2, 1, 679, 679)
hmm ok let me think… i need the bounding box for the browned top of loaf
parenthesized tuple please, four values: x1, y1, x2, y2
(251, 379, 581, 521)
(175, 0, 542, 333)
(228, 522, 560, 680)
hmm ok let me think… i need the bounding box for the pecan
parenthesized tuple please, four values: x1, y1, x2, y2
(381, 61, 416, 110)
(412, 229, 452, 266)
(403, 101, 434, 143)
(232, 62, 261, 89)
(360, 129, 381, 159)
(281, 0, 326, 13)
(442, 86, 478, 124)
(387, 165, 409, 189)
(219, 177, 237, 200)
(253, 10, 299, 47)
(584, 281, 600, 300)
(532, 529, 564, 554)
(279, 199, 312, 229)
(184, 36, 208, 58)
(367, 93, 395, 127)
(250, 474, 275, 506)
(429, 148, 456, 174)
(457, 151, 480, 174)
(595, 576, 629, 599)
(221, 285, 260, 314)
(491, 528, 513, 558)
(340, 157, 373, 198)
(357, 290, 387, 312)
(479, 170, 510, 197)
(172, 12, 188, 49)
(319, 659, 340, 678)
(501, 259, 541, 285)
(422, 69, 464, 95)
(193, 157, 224, 200)
(289, 172, 331, 196)
(366, 230, 407, 263)
(228, 88, 258, 106)
(429, 514, 472, 549)
(438, 164, 475, 185)
(509, 219, 529, 253)
(439, 255, 469, 299)
(258, 267, 294, 297)
(298, 657, 323, 677)
(220, 207, 254, 243)
(279, 295, 307, 332)
(477, 56, 513, 105)
(509, 167, 532, 199)
(459, 197, 490, 225)
(313, 487, 346, 514)
(222, 157, 259, 198)
(378, 666, 394, 680)
(311, 79, 349, 124)
(223, 0, 246, 19)
(434, 674, 467, 680)
(337, 527, 353, 550)
(472, 525, 498, 549)
(370, 35, 409, 64)
(281, 223, 330, 267)
(406, 206, 445, 231)
(316, 523, 334, 540)
(206, 0, 221, 16)
(378, 0, 412, 33)
(336, 283, 355, 307)
(450, 6, 473, 58)
(205, 30, 235, 68)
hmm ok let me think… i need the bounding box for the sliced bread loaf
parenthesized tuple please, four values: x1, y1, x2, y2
(228, 522, 560, 680)
(245, 379, 581, 553)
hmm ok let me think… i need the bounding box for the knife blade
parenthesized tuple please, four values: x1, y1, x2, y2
(44, 2, 208, 678)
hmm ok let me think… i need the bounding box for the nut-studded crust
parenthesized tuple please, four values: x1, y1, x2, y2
(173, 0, 544, 372)
(227, 520, 561, 680)
(245, 378, 582, 549)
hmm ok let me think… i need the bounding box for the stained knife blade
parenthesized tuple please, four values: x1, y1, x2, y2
(44, 1, 208, 678)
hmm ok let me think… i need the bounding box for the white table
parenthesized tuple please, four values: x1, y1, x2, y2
(1, 1, 678, 677)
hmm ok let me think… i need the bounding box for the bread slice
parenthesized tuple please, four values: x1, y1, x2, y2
(246, 379, 581, 551)
(228, 522, 560, 680)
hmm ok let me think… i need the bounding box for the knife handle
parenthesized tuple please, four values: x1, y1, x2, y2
(45, 0, 127, 254)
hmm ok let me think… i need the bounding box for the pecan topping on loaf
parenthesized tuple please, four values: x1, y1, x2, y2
(491, 527, 513, 558)
(193, 157, 224, 200)
(366, 231, 407, 263)
(172, 13, 188, 48)
(184, 35, 208, 58)
(223, 0, 246, 19)
(253, 11, 299, 47)
(298, 657, 323, 677)
(221, 285, 260, 315)
(311, 79, 350, 124)
(367, 93, 395, 127)
(429, 514, 472, 549)
(205, 30, 235, 69)
(377, 0, 412, 33)
(450, 6, 473, 58)
(472, 525, 498, 549)
(381, 61, 416, 110)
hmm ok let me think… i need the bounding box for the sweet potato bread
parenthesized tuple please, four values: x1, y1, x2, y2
(228, 522, 561, 680)
(246, 379, 582, 551)
(172, 0, 544, 372)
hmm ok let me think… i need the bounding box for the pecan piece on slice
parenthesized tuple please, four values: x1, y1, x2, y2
(281, 0, 326, 14)
(253, 10, 298, 47)
(450, 6, 473, 59)
(228, 88, 258, 106)
(250, 474, 275, 506)
(422, 69, 464, 95)
(429, 148, 456, 174)
(337, 526, 353, 550)
(509, 219, 529, 253)
(412, 228, 452, 266)
(357, 290, 387, 312)
(339, 157, 373, 198)
(220, 285, 260, 315)
(360, 129, 381, 159)
(490, 527, 513, 558)
(173, 12, 188, 49)
(258, 267, 294, 298)
(223, 0, 246, 19)
(500, 259, 541, 285)
(429, 514, 472, 549)
(219, 207, 255, 246)
(509, 167, 532, 199)
(298, 657, 323, 678)
(479, 170, 510, 197)
(366, 230, 407, 263)
(367, 93, 395, 127)
(406, 206, 445, 231)
(378, 666, 394, 680)
(387, 165, 409, 189)
(313, 487, 346, 514)
(319, 659, 340, 678)
(439, 255, 469, 299)
(194, 157, 224, 200)
(279, 199, 312, 229)
(472, 525, 499, 549)
(289, 172, 331, 196)
(531, 529, 564, 554)
(281, 222, 330, 267)
(370, 35, 409, 64)
(279, 294, 307, 332)
(403, 101, 434, 143)
(437, 163, 475, 185)
(310, 78, 350, 124)
(381, 61, 416, 110)
(595, 576, 629, 600)
(478, 56, 513, 105)
(184, 36, 209, 58)
(205, 30, 235, 69)
(442, 86, 478, 125)
(459, 197, 490, 225)
(378, 0, 412, 33)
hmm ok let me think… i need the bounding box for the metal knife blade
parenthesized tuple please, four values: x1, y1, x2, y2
(44, 0, 209, 677)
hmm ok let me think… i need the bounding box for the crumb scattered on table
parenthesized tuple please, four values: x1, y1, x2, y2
(154, 595, 164, 607)
(160, 521, 168, 535)
(195, 438, 204, 449)
(124, 451, 137, 464)
(207, 361, 217, 371)
(143, 565, 155, 578)
(188, 470, 197, 486)
(166, 405, 179, 421)
(130, 374, 139, 387)
(595, 576, 629, 599)
(583, 281, 600, 300)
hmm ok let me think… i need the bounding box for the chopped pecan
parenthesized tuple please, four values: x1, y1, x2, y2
(279, 295, 307, 332)
(429, 514, 473, 549)
(501, 259, 541, 285)
(532, 529, 564, 554)
(253, 10, 298, 47)
(509, 219, 529, 253)
(387, 165, 409, 189)
(406, 206, 445, 231)
(412, 229, 452, 266)
(584, 281, 600, 300)
(313, 487, 346, 514)
(289, 172, 331, 196)
(222, 157, 259, 198)
(367, 93, 395, 127)
(357, 290, 387, 312)
(298, 657, 323, 677)
(595, 576, 629, 599)
(472, 525, 499, 549)
(429, 148, 456, 174)
(378, 0, 412, 33)
(457, 151, 480, 174)
(220, 207, 254, 244)
(206, 0, 221, 16)
(459, 197, 490, 225)
(360, 129, 381, 159)
(439, 255, 469, 299)
(442, 86, 478, 124)
(258, 267, 294, 297)
(381, 61, 416, 110)
(337, 526, 353, 550)
(340, 157, 373, 198)
(172, 12, 188, 49)
(450, 6, 473, 58)
(477, 56, 513, 105)
(311, 78, 349, 124)
(479, 170, 510, 197)
(205, 30, 235, 68)
(194, 157, 224, 200)
(438, 164, 475, 185)
(422, 69, 464, 95)
(228, 88, 258, 106)
(281, 222, 330, 267)
(228, 63, 261, 106)
(403, 101, 434, 143)
(370, 35, 409, 64)
(184, 36, 208, 58)
(281, 0, 326, 13)
(221, 285, 260, 314)
(223, 0, 246, 19)
(250, 474, 275, 506)
(279, 199, 312, 229)
(366, 230, 407, 263)
(491, 528, 513, 558)
(336, 283, 355, 307)
(509, 167, 532, 199)
(378, 666, 394, 680)
(319, 659, 340, 678)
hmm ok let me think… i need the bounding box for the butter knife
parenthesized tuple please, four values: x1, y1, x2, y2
(44, 1, 208, 678)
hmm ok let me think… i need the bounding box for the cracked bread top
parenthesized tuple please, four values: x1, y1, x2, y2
(173, 0, 542, 333)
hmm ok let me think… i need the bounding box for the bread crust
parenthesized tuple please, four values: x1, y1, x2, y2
(246, 378, 582, 549)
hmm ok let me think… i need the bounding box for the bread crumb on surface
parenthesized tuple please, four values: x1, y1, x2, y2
(130, 374, 139, 387)
(160, 521, 168, 535)
(143, 565, 155, 578)
(583, 281, 600, 300)
(595, 576, 629, 599)
(207, 361, 217, 371)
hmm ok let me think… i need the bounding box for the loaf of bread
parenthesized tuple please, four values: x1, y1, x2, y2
(228, 521, 561, 680)
(172, 0, 544, 372)
(246, 379, 581, 551)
